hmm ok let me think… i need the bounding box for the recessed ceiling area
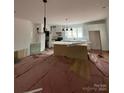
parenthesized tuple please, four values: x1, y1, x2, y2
(14, 0, 109, 25)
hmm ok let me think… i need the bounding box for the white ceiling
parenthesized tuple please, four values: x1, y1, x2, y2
(15, 0, 109, 25)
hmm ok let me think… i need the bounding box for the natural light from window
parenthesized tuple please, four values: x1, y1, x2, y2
(64, 27, 83, 41)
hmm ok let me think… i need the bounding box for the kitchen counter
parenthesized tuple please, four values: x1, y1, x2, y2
(54, 41, 88, 60)
(53, 41, 88, 46)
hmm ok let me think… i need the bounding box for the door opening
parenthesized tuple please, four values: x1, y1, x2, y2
(89, 31, 102, 52)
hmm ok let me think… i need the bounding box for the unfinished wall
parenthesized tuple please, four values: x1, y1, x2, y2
(32, 23, 42, 43)
(83, 23, 109, 51)
(14, 18, 33, 55)
(31, 23, 45, 52)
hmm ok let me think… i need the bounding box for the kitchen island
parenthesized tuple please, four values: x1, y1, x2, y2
(53, 41, 90, 79)
(53, 41, 88, 60)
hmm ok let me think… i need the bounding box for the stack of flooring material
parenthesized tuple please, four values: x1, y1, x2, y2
(88, 53, 109, 77)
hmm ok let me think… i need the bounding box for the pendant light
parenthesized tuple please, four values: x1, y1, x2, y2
(70, 28, 73, 31)
(65, 18, 68, 31)
(62, 28, 65, 31)
(62, 18, 73, 31)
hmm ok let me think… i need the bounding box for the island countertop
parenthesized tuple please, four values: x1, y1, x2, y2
(53, 41, 88, 46)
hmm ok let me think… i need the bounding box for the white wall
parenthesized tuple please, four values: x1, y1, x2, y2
(14, 18, 33, 55)
(32, 23, 43, 43)
(83, 23, 109, 51)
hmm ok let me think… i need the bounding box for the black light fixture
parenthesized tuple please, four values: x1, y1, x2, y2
(65, 18, 68, 31)
(70, 28, 73, 31)
(62, 18, 73, 31)
(62, 28, 65, 31)
(62, 18, 68, 31)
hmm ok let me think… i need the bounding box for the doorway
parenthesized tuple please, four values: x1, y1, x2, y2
(89, 31, 102, 50)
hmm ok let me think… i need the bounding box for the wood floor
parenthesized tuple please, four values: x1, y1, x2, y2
(15, 49, 109, 93)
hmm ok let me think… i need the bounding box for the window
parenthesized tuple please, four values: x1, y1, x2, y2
(64, 27, 83, 40)
(77, 27, 83, 38)
(65, 30, 72, 38)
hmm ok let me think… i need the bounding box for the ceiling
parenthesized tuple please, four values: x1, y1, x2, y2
(15, 0, 109, 25)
